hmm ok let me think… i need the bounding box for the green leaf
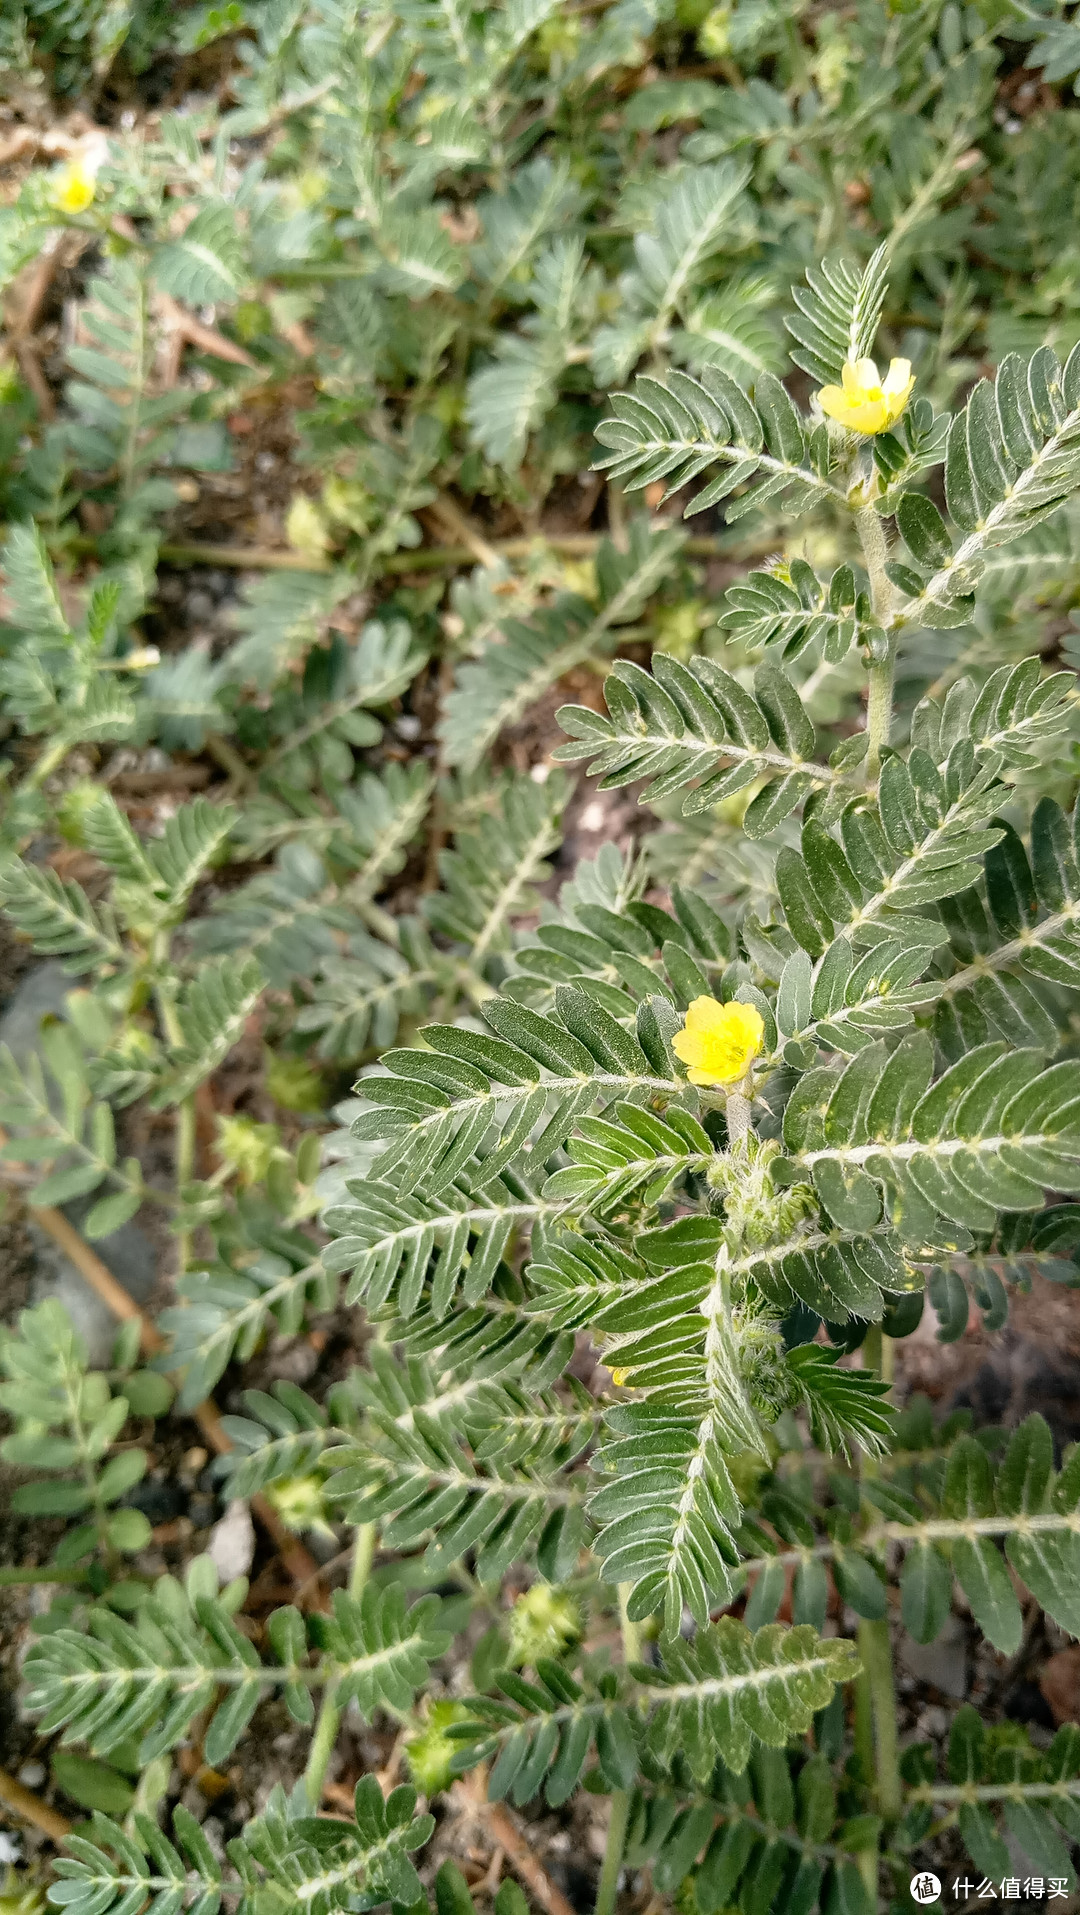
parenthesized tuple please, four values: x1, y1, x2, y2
(952, 1535, 1023, 1654)
(122, 1372, 175, 1417)
(83, 1187, 143, 1239)
(153, 955, 265, 1106)
(2, 523, 71, 641)
(902, 344, 1080, 625)
(0, 863, 125, 973)
(51, 1754, 135, 1815)
(831, 1552, 886, 1621)
(900, 1542, 951, 1644)
(896, 491, 952, 569)
(593, 362, 838, 524)
(106, 1508, 152, 1551)
(786, 246, 889, 386)
(443, 521, 685, 770)
(555, 652, 831, 828)
(97, 1448, 148, 1505)
(152, 202, 245, 304)
(1002, 1797, 1072, 1878)
(12, 1479, 93, 1515)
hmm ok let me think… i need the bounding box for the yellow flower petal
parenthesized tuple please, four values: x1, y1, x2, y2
(816, 355, 915, 436)
(882, 356, 913, 401)
(50, 160, 95, 215)
(671, 996, 765, 1087)
(610, 1368, 631, 1388)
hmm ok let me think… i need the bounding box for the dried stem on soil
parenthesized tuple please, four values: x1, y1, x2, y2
(17, 1188, 321, 1591)
(62, 530, 768, 576)
(0, 1766, 71, 1843)
(452, 1768, 579, 1915)
(154, 292, 261, 377)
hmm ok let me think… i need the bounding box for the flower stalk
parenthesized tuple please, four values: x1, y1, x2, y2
(856, 503, 898, 781)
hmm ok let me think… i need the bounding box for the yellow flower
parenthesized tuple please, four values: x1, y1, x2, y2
(50, 157, 97, 215)
(671, 996, 765, 1088)
(610, 1367, 631, 1387)
(816, 356, 915, 436)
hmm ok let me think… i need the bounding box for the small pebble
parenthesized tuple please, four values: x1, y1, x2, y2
(180, 1783, 210, 1821)
(207, 1500, 255, 1582)
(395, 714, 421, 741)
(199, 1820, 226, 1863)
(17, 1761, 45, 1788)
(917, 1705, 949, 1739)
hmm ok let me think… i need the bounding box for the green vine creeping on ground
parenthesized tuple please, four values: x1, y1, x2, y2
(8, 3, 1080, 1913)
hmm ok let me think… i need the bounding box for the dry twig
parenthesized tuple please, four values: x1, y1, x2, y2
(10, 340, 55, 419)
(120, 529, 764, 574)
(452, 1769, 579, 1915)
(0, 129, 41, 169)
(0, 1765, 71, 1843)
(425, 495, 502, 571)
(20, 1194, 322, 1594)
(9, 233, 65, 338)
(154, 291, 260, 376)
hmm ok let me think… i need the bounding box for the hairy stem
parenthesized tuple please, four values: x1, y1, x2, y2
(856, 503, 897, 781)
(617, 1581, 642, 1669)
(0, 1564, 87, 1586)
(594, 1586, 642, 1915)
(302, 1473, 377, 1805)
(594, 1791, 632, 1915)
(856, 1323, 902, 1837)
(302, 1681, 341, 1811)
(725, 1081, 752, 1143)
(350, 1521, 375, 1597)
(852, 1664, 874, 1787)
(865, 642, 896, 782)
(24, 736, 70, 794)
(155, 978, 195, 1273)
(849, 1316, 899, 1907)
(858, 1616, 902, 1822)
(852, 1664, 877, 1905)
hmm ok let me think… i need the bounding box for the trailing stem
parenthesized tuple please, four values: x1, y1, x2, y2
(594, 1588, 642, 1915)
(155, 975, 195, 1274)
(724, 1079, 752, 1144)
(857, 1615, 902, 1823)
(854, 1319, 902, 1910)
(301, 1526, 376, 1809)
(865, 641, 896, 783)
(0, 1564, 87, 1587)
(856, 503, 897, 782)
(350, 1522, 376, 1597)
(849, 491, 905, 1867)
(302, 1677, 342, 1813)
(594, 1789, 631, 1915)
